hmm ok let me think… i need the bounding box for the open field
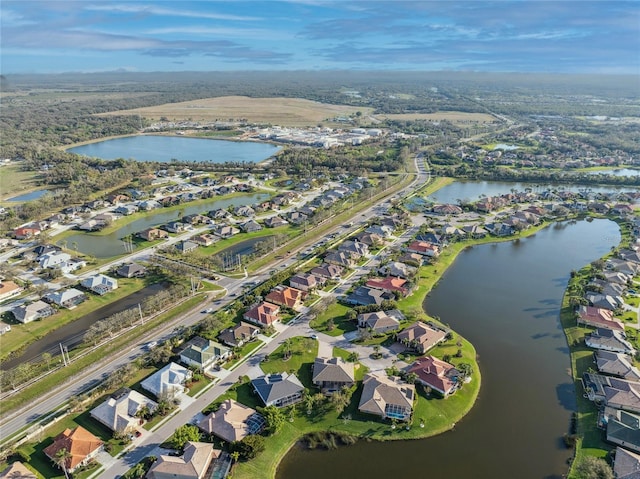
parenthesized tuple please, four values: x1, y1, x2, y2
(381, 111, 497, 123)
(98, 96, 374, 127)
(0, 164, 41, 201)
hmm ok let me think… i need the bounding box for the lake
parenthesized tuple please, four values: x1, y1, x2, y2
(62, 193, 269, 258)
(277, 218, 620, 479)
(6, 189, 54, 202)
(67, 135, 281, 164)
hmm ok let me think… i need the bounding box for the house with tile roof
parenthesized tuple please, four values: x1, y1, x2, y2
(365, 276, 410, 297)
(0, 462, 37, 479)
(577, 305, 625, 333)
(357, 310, 401, 333)
(0, 281, 23, 302)
(251, 372, 304, 408)
(310, 263, 343, 280)
(397, 322, 448, 354)
(406, 356, 461, 397)
(141, 362, 192, 400)
(289, 272, 323, 292)
(147, 442, 222, 479)
(406, 241, 440, 257)
(312, 357, 355, 394)
(116, 262, 147, 278)
(198, 399, 265, 443)
(243, 301, 280, 327)
(218, 322, 260, 348)
(90, 388, 157, 433)
(43, 426, 103, 473)
(179, 338, 230, 370)
(358, 373, 415, 421)
(265, 286, 305, 310)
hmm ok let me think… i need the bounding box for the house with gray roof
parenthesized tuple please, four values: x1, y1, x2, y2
(198, 399, 264, 443)
(240, 219, 262, 233)
(582, 373, 640, 413)
(586, 328, 636, 355)
(397, 321, 448, 354)
(80, 274, 118, 295)
(596, 351, 640, 382)
(251, 372, 304, 408)
(378, 261, 416, 279)
(606, 409, 640, 453)
(147, 442, 222, 479)
(358, 373, 415, 421)
(585, 292, 623, 311)
(43, 288, 87, 309)
(312, 357, 355, 394)
(11, 300, 55, 324)
(324, 250, 356, 268)
(357, 310, 401, 333)
(614, 446, 640, 479)
(346, 286, 394, 307)
(179, 337, 230, 370)
(116, 263, 146, 278)
(141, 362, 192, 400)
(175, 240, 199, 254)
(90, 388, 157, 434)
(218, 322, 260, 348)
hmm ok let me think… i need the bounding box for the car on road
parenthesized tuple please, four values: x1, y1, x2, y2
(309, 334, 318, 340)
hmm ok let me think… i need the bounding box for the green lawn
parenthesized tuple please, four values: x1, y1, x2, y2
(309, 302, 356, 336)
(260, 336, 318, 386)
(224, 339, 265, 370)
(0, 164, 41, 200)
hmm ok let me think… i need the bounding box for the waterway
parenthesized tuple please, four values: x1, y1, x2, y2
(6, 189, 54, 202)
(1, 282, 167, 370)
(67, 135, 281, 164)
(62, 193, 269, 258)
(277, 218, 621, 479)
(427, 179, 637, 204)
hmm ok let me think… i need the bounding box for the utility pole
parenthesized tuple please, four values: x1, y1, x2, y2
(59, 343, 67, 367)
(138, 303, 144, 325)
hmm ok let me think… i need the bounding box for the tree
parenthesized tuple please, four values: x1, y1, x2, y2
(54, 448, 71, 479)
(169, 424, 200, 451)
(457, 363, 473, 380)
(573, 456, 613, 479)
(231, 434, 265, 460)
(260, 405, 285, 434)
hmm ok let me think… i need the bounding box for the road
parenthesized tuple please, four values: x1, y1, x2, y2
(0, 153, 430, 448)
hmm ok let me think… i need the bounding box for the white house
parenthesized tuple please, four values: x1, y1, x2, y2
(38, 251, 71, 269)
(80, 274, 118, 295)
(141, 362, 192, 400)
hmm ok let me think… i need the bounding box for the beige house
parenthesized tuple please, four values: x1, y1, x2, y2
(90, 388, 157, 433)
(198, 399, 264, 443)
(147, 441, 221, 479)
(312, 357, 355, 394)
(358, 373, 415, 421)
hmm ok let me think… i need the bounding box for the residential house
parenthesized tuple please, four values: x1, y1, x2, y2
(141, 362, 192, 399)
(107, 194, 129, 204)
(38, 251, 71, 269)
(240, 219, 262, 233)
(324, 251, 356, 268)
(43, 427, 103, 474)
(312, 357, 355, 394)
(207, 209, 231, 220)
(378, 262, 416, 279)
(175, 241, 199, 254)
(582, 373, 640, 413)
(147, 442, 222, 479)
(406, 356, 461, 397)
(11, 300, 55, 324)
(613, 446, 640, 478)
(613, 204, 635, 216)
(138, 200, 161, 211)
(461, 224, 488, 238)
(603, 271, 631, 286)
(33, 244, 60, 257)
(485, 222, 514, 237)
(190, 234, 217, 247)
(198, 399, 264, 443)
(440, 224, 465, 237)
(43, 288, 87, 309)
(0, 462, 36, 479)
(251, 372, 304, 407)
(397, 322, 448, 354)
(355, 232, 384, 248)
(357, 310, 401, 333)
(358, 373, 415, 421)
(212, 225, 240, 238)
(244, 302, 280, 327)
(264, 216, 288, 228)
(80, 274, 118, 295)
(415, 233, 446, 247)
(338, 240, 369, 258)
(596, 351, 640, 382)
(585, 293, 623, 311)
(608, 259, 640, 276)
(0, 281, 23, 302)
(310, 263, 343, 281)
(163, 221, 186, 234)
(179, 337, 230, 370)
(289, 272, 323, 292)
(265, 286, 306, 310)
(13, 225, 41, 240)
(586, 328, 636, 355)
(406, 241, 440, 257)
(577, 305, 625, 333)
(182, 214, 209, 225)
(397, 252, 423, 267)
(90, 388, 157, 433)
(287, 211, 308, 225)
(365, 277, 410, 297)
(137, 228, 169, 241)
(114, 204, 138, 216)
(432, 204, 463, 215)
(218, 322, 260, 348)
(346, 286, 394, 307)
(234, 206, 255, 217)
(116, 263, 146, 278)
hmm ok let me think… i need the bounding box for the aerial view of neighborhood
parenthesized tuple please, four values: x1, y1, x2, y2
(0, 2, 638, 479)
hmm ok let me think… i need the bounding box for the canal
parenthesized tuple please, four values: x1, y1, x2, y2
(1, 283, 167, 370)
(276, 218, 621, 479)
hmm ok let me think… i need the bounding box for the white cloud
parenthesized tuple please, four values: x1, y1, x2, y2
(84, 3, 261, 21)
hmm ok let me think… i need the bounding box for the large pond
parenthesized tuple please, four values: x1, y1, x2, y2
(277, 218, 620, 479)
(1, 282, 167, 370)
(67, 135, 281, 163)
(62, 193, 269, 258)
(5, 189, 54, 202)
(428, 179, 638, 204)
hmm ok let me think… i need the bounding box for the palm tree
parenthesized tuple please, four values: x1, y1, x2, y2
(54, 447, 71, 479)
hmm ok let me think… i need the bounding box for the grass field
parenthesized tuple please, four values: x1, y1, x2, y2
(97, 96, 374, 127)
(0, 164, 41, 200)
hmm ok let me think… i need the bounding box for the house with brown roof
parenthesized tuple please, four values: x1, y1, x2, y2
(137, 228, 169, 241)
(365, 276, 410, 297)
(312, 357, 355, 394)
(398, 252, 423, 266)
(289, 272, 323, 292)
(265, 286, 306, 310)
(310, 263, 343, 280)
(0, 462, 37, 479)
(577, 305, 625, 333)
(324, 250, 357, 268)
(397, 322, 448, 354)
(0, 281, 23, 302)
(243, 301, 280, 327)
(357, 310, 402, 333)
(358, 373, 415, 421)
(147, 441, 222, 479)
(190, 234, 217, 247)
(218, 322, 260, 348)
(406, 356, 460, 397)
(198, 399, 264, 443)
(43, 426, 103, 473)
(406, 241, 440, 257)
(13, 225, 41, 240)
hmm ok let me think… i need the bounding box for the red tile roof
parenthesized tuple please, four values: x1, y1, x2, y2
(244, 302, 280, 326)
(366, 277, 408, 295)
(407, 356, 459, 396)
(265, 286, 305, 308)
(43, 427, 103, 472)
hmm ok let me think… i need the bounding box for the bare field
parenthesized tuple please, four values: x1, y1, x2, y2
(99, 96, 373, 127)
(381, 111, 497, 123)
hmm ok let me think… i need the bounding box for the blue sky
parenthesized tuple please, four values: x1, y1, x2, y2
(1, 1, 638, 74)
